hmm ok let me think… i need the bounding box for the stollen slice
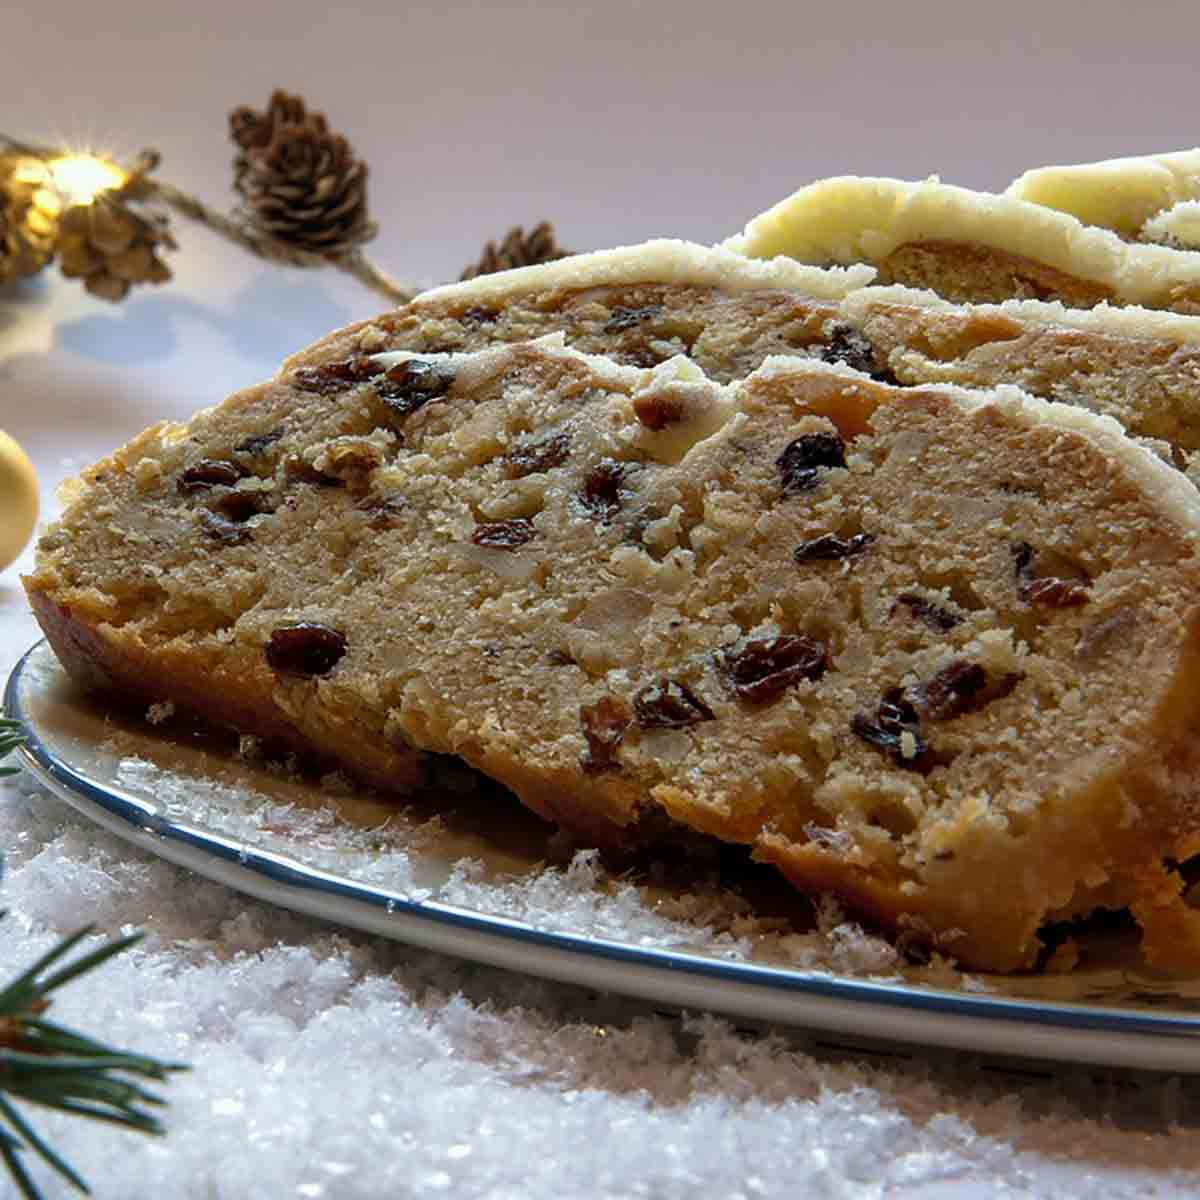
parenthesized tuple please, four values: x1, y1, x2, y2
(26, 335, 1200, 972)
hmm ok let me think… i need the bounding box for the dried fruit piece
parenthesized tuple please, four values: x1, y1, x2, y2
(605, 305, 663, 333)
(357, 494, 408, 528)
(892, 592, 962, 632)
(793, 532, 875, 563)
(851, 691, 931, 772)
(234, 429, 284, 457)
(292, 357, 385, 394)
(198, 510, 251, 545)
(375, 360, 455, 417)
(819, 323, 879, 376)
(621, 345, 666, 369)
(633, 391, 687, 431)
(178, 460, 245, 492)
(459, 305, 499, 324)
(580, 459, 628, 522)
(579, 695, 632, 773)
(284, 456, 343, 487)
(1020, 577, 1090, 607)
(265, 622, 347, 677)
(908, 660, 987, 721)
(471, 518, 537, 549)
(1010, 540, 1035, 578)
(504, 432, 570, 479)
(1011, 540, 1090, 607)
(719, 635, 828, 704)
(634, 679, 715, 729)
(776, 433, 847, 494)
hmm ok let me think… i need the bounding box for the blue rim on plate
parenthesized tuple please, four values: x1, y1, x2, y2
(8, 637, 1200, 1072)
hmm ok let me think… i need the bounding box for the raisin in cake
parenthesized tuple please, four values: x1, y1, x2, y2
(722, 176, 1200, 313)
(26, 324, 1200, 971)
(1006, 149, 1200, 239)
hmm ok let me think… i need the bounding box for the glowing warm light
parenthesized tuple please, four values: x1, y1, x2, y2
(11, 159, 49, 186)
(48, 154, 126, 204)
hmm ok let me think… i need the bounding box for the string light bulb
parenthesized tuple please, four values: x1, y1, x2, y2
(48, 154, 126, 205)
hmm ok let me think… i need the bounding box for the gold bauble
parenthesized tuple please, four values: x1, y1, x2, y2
(0, 431, 39, 570)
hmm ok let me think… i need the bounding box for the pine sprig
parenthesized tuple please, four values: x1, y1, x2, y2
(0, 920, 188, 1199)
(0, 718, 187, 1198)
(0, 718, 25, 778)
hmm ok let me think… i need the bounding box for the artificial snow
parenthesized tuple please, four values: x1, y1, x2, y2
(4, 768, 1200, 1198)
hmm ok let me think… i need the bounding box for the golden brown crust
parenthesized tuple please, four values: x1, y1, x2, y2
(26, 589, 428, 794)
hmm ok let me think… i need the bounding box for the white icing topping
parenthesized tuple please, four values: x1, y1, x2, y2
(1006, 149, 1200, 236)
(723, 176, 1200, 308)
(1142, 200, 1200, 251)
(415, 239, 875, 306)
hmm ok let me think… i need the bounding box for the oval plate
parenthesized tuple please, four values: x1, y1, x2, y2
(9, 638, 1200, 1072)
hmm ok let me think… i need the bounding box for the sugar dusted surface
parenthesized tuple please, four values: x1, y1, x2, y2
(725, 175, 1200, 306)
(1144, 201, 1200, 250)
(1006, 150, 1200, 236)
(417, 238, 876, 306)
(8, 763, 1200, 1198)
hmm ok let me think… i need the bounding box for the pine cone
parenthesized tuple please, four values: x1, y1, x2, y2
(0, 155, 57, 285)
(56, 193, 174, 302)
(229, 89, 375, 257)
(460, 222, 571, 281)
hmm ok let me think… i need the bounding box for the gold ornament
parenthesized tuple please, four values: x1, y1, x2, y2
(0, 155, 59, 284)
(460, 221, 571, 280)
(0, 431, 38, 571)
(229, 89, 375, 257)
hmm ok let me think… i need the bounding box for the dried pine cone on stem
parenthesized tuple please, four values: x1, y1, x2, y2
(230, 89, 376, 257)
(461, 221, 571, 280)
(57, 185, 175, 302)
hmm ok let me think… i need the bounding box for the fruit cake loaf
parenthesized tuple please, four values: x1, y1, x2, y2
(26, 328, 1200, 971)
(722, 176, 1200, 312)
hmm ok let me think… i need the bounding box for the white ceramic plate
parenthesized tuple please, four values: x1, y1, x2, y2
(10, 638, 1200, 1073)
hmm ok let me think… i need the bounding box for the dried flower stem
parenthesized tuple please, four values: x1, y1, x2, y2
(0, 135, 417, 306)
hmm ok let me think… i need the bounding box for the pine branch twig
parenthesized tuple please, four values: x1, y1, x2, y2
(142, 176, 417, 304)
(0, 718, 25, 778)
(0, 920, 188, 1200)
(0, 724, 187, 1199)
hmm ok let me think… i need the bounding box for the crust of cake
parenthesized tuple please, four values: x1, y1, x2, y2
(27, 589, 429, 794)
(723, 175, 1200, 312)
